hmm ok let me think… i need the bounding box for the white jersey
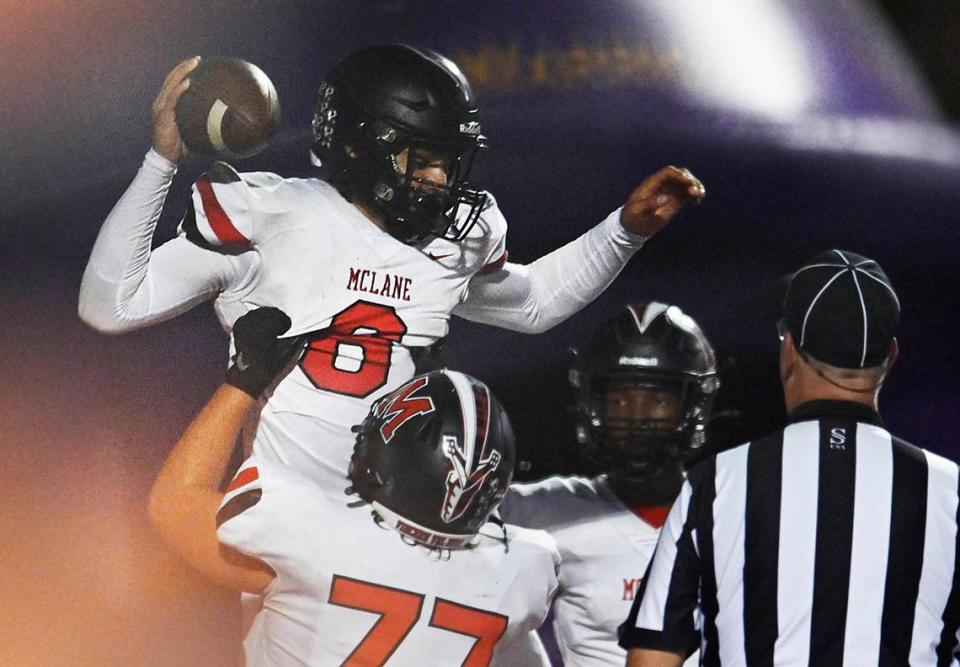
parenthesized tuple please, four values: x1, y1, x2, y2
(217, 458, 560, 666)
(186, 164, 505, 475)
(80, 151, 646, 477)
(499, 475, 697, 667)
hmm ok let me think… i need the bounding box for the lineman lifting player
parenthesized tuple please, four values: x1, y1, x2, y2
(148, 306, 562, 664)
(78, 44, 706, 484)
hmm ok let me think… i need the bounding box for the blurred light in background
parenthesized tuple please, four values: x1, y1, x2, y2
(779, 116, 960, 165)
(652, 0, 813, 119)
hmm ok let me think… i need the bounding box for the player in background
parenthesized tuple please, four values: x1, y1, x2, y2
(78, 45, 706, 482)
(498, 303, 718, 666)
(149, 306, 560, 666)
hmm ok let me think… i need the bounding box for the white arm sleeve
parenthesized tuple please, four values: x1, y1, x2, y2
(78, 149, 252, 334)
(455, 208, 645, 333)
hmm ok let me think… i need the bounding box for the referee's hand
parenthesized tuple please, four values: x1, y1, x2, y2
(626, 646, 685, 667)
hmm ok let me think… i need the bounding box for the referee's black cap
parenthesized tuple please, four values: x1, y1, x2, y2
(782, 250, 900, 369)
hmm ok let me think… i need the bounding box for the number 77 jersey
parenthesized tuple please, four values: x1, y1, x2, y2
(188, 168, 507, 474)
(217, 459, 560, 666)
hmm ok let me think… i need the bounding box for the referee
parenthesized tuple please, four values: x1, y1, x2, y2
(619, 250, 960, 666)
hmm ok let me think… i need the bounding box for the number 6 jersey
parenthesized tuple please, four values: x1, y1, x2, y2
(81, 151, 647, 479)
(185, 164, 506, 475)
(218, 458, 560, 666)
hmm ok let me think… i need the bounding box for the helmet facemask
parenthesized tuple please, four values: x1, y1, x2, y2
(571, 303, 720, 481)
(356, 122, 487, 244)
(578, 374, 716, 482)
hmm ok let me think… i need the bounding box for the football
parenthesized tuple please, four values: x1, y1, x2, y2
(175, 57, 281, 160)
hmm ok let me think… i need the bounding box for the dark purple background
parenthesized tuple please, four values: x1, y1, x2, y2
(1, 1, 957, 664)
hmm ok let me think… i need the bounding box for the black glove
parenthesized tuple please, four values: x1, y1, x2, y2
(226, 307, 303, 397)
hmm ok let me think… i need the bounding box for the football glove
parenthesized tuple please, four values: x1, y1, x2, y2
(226, 307, 303, 397)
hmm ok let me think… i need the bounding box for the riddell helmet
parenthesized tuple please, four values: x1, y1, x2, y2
(348, 370, 515, 550)
(312, 44, 488, 244)
(571, 303, 720, 478)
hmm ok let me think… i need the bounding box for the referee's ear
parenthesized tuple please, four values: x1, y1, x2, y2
(779, 331, 799, 386)
(886, 339, 899, 369)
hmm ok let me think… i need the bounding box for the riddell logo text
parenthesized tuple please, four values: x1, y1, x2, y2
(623, 577, 644, 601)
(346, 268, 412, 302)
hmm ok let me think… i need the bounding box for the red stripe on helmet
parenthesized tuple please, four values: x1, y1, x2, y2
(472, 384, 490, 460)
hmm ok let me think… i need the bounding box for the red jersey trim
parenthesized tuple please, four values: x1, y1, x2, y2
(479, 250, 508, 274)
(226, 466, 259, 493)
(196, 178, 249, 246)
(630, 505, 671, 529)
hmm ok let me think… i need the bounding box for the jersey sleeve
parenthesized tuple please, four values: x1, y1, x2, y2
(179, 162, 288, 251)
(617, 478, 701, 656)
(476, 193, 508, 272)
(454, 207, 646, 334)
(500, 524, 562, 627)
(78, 149, 255, 333)
(216, 458, 315, 581)
(498, 477, 572, 530)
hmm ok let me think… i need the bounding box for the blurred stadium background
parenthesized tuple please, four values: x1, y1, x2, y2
(1, 1, 957, 664)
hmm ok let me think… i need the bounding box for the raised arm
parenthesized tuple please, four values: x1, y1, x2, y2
(455, 167, 704, 334)
(78, 57, 251, 334)
(148, 307, 303, 592)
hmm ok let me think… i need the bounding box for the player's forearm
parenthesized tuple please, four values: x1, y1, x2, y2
(149, 384, 252, 538)
(626, 648, 685, 667)
(78, 149, 175, 331)
(455, 208, 645, 333)
(148, 384, 272, 590)
(81, 149, 173, 285)
(153, 383, 253, 494)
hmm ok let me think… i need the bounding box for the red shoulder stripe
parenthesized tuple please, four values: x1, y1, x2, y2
(196, 178, 249, 246)
(226, 466, 259, 493)
(479, 250, 508, 274)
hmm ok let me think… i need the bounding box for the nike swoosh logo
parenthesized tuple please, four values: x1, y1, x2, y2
(428, 252, 454, 261)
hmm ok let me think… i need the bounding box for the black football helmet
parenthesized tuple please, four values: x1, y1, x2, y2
(312, 44, 488, 244)
(348, 370, 515, 550)
(571, 303, 719, 479)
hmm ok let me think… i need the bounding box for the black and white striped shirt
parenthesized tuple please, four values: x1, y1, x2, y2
(619, 400, 960, 665)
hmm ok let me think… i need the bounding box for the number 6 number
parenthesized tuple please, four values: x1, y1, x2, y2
(300, 301, 407, 398)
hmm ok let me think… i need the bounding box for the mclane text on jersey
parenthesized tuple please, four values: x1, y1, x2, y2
(346, 267, 413, 302)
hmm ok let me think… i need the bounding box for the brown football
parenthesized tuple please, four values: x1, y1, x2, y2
(175, 57, 280, 159)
